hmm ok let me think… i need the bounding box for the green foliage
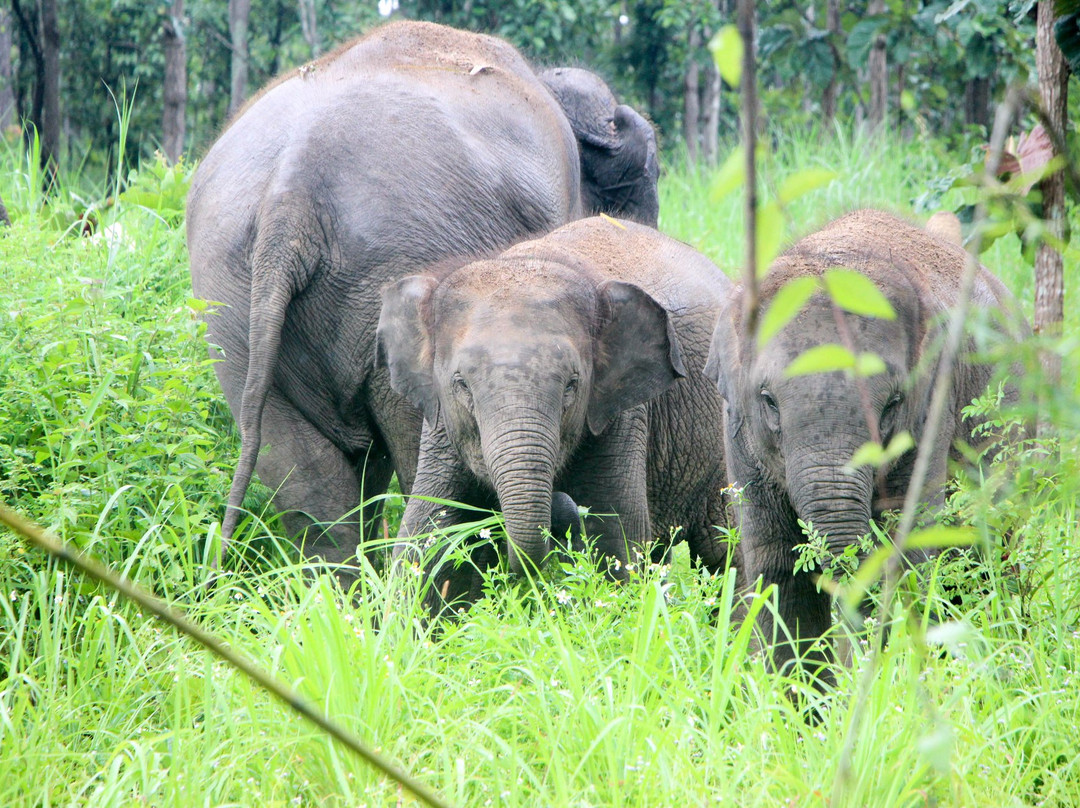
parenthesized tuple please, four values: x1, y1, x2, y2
(822, 268, 897, 320)
(709, 24, 742, 88)
(118, 152, 192, 225)
(3, 127, 1080, 807)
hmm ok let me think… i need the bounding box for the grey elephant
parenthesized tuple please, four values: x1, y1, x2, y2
(539, 67, 659, 226)
(704, 208, 1027, 677)
(187, 21, 660, 567)
(376, 216, 733, 609)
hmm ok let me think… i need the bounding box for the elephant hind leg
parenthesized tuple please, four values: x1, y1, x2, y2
(250, 389, 386, 571)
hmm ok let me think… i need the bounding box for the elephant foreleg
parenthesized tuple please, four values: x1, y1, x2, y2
(739, 499, 834, 686)
(397, 420, 494, 613)
(561, 408, 651, 578)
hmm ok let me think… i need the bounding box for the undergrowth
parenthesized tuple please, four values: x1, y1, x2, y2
(1, 125, 1078, 806)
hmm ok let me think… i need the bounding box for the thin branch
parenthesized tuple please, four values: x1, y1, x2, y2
(830, 85, 1021, 803)
(0, 502, 455, 808)
(738, 0, 759, 337)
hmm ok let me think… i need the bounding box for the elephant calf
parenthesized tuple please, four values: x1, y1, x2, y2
(704, 208, 1028, 678)
(377, 217, 733, 609)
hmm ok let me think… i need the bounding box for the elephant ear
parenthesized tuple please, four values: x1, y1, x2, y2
(540, 67, 659, 226)
(376, 275, 440, 426)
(588, 280, 686, 435)
(703, 287, 744, 406)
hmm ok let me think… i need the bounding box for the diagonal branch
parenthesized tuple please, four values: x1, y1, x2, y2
(830, 84, 1022, 803)
(0, 502, 455, 808)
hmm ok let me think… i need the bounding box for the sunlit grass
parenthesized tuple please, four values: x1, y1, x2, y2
(1, 125, 1078, 806)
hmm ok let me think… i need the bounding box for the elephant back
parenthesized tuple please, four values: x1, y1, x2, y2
(502, 216, 732, 313)
(768, 209, 1017, 315)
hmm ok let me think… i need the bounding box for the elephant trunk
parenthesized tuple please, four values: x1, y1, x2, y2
(479, 395, 561, 575)
(786, 441, 875, 558)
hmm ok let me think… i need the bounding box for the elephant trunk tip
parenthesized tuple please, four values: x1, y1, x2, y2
(506, 533, 550, 576)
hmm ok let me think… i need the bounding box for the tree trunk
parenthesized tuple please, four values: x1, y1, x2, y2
(964, 76, 990, 131)
(0, 9, 15, 131)
(822, 0, 840, 128)
(1035, 0, 1068, 435)
(867, 0, 887, 131)
(162, 0, 187, 164)
(38, 0, 60, 181)
(683, 25, 700, 163)
(228, 0, 252, 118)
(702, 56, 721, 165)
(298, 0, 320, 58)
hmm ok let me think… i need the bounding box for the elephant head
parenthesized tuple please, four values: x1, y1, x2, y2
(376, 259, 684, 573)
(707, 261, 932, 561)
(540, 68, 660, 227)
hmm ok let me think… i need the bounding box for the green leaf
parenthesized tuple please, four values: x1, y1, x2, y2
(709, 146, 745, 203)
(778, 169, 837, 206)
(906, 526, 976, 550)
(847, 431, 915, 471)
(843, 545, 893, 610)
(757, 276, 819, 345)
(710, 25, 743, 88)
(853, 352, 887, 377)
(823, 268, 897, 319)
(756, 200, 784, 277)
(784, 343, 855, 377)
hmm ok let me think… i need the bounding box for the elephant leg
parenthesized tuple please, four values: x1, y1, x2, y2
(550, 491, 585, 555)
(397, 420, 493, 614)
(352, 448, 395, 562)
(686, 477, 737, 575)
(253, 388, 368, 567)
(562, 409, 651, 578)
(369, 364, 424, 495)
(740, 500, 834, 685)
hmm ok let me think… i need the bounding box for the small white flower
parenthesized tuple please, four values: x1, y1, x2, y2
(556, 589, 571, 604)
(478, 527, 492, 540)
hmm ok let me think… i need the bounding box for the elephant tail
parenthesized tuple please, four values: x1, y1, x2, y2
(221, 197, 322, 549)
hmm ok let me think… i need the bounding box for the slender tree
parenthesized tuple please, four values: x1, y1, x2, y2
(162, 0, 187, 163)
(299, 0, 320, 58)
(0, 8, 15, 131)
(684, 23, 700, 161)
(1034, 0, 1068, 428)
(821, 0, 840, 128)
(38, 0, 60, 179)
(867, 0, 887, 130)
(228, 0, 252, 118)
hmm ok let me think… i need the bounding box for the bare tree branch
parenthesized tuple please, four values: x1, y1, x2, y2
(0, 502, 455, 808)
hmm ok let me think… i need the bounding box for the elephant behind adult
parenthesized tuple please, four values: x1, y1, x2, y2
(704, 209, 1028, 678)
(187, 21, 659, 567)
(377, 217, 733, 610)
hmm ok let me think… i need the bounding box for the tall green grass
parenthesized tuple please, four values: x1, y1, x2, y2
(1, 125, 1078, 806)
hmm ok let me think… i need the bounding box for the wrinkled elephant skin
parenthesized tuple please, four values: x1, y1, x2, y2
(704, 209, 1028, 679)
(187, 22, 659, 570)
(378, 217, 733, 611)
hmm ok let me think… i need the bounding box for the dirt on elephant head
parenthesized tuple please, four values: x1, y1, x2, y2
(764, 208, 1009, 311)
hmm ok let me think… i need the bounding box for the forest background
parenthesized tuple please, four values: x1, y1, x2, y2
(2, 1, 1080, 806)
(2, 0, 1078, 174)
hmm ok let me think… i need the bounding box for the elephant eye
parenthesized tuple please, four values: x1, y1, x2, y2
(563, 376, 579, 409)
(880, 392, 903, 432)
(452, 374, 472, 408)
(760, 388, 780, 433)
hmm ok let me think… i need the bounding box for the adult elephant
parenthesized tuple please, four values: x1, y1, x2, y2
(187, 21, 659, 568)
(704, 209, 1028, 678)
(377, 217, 733, 611)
